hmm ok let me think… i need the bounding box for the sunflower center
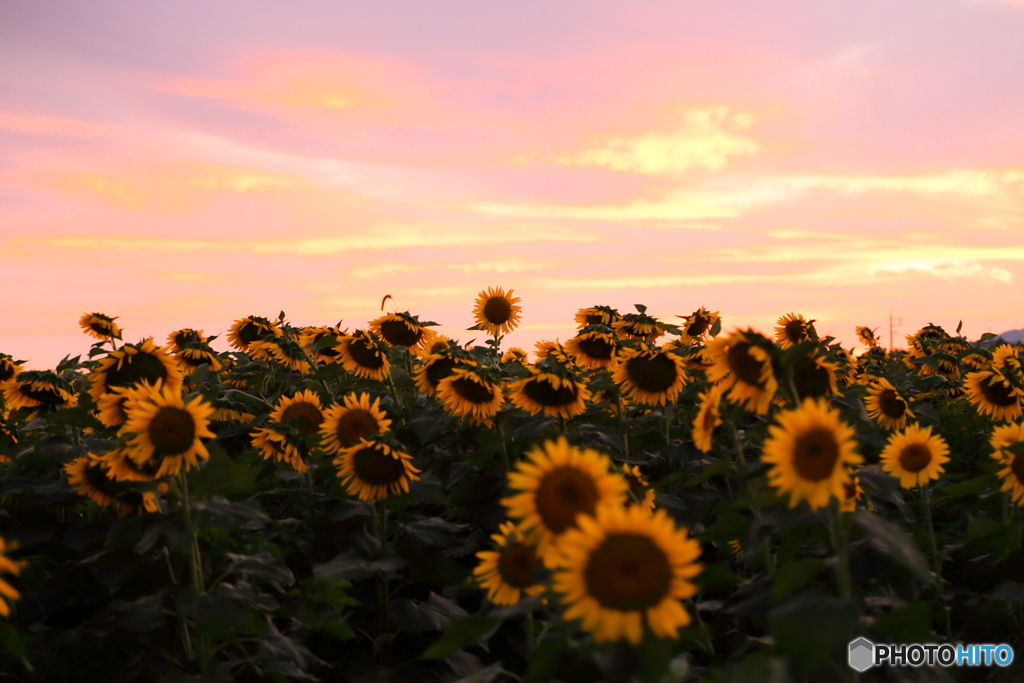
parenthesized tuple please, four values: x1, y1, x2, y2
(585, 313, 606, 326)
(793, 363, 830, 399)
(426, 358, 457, 387)
(105, 353, 169, 389)
(979, 375, 1018, 407)
(84, 462, 119, 497)
(348, 338, 385, 370)
(784, 320, 807, 343)
(686, 317, 711, 338)
(878, 390, 907, 418)
(576, 336, 614, 361)
(792, 427, 841, 482)
(1011, 455, 1024, 484)
(237, 322, 266, 345)
(483, 297, 513, 325)
(524, 377, 578, 407)
(148, 406, 197, 456)
(379, 319, 422, 347)
(584, 533, 672, 611)
(842, 480, 858, 502)
(21, 384, 68, 405)
(625, 472, 645, 499)
(498, 543, 540, 588)
(0, 362, 15, 382)
(898, 443, 933, 473)
(280, 402, 324, 435)
(451, 376, 495, 405)
(534, 466, 599, 534)
(626, 353, 677, 393)
(116, 490, 145, 511)
(353, 446, 405, 485)
(335, 409, 381, 446)
(727, 342, 766, 387)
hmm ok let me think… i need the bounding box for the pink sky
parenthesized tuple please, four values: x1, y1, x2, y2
(3, 0, 1024, 367)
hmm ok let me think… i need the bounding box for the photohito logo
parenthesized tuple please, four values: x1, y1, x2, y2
(848, 637, 1014, 671)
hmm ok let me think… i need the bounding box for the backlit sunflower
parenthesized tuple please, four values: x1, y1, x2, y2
(622, 465, 656, 515)
(370, 312, 436, 349)
(299, 325, 345, 364)
(251, 427, 307, 474)
(175, 342, 223, 373)
(437, 366, 504, 424)
(414, 347, 475, 396)
(96, 383, 153, 429)
(964, 369, 1024, 422)
(614, 311, 663, 342)
(473, 286, 522, 336)
(320, 393, 391, 455)
(705, 330, 778, 414)
(553, 505, 701, 645)
(103, 446, 161, 482)
(473, 522, 545, 605)
(990, 423, 1024, 505)
(3, 370, 78, 412)
(677, 307, 721, 345)
(692, 384, 725, 453)
(856, 326, 880, 349)
(510, 366, 590, 419)
(841, 473, 865, 513)
(0, 536, 26, 617)
(123, 385, 215, 478)
(272, 390, 325, 438)
(575, 306, 620, 329)
(962, 348, 992, 371)
(774, 313, 816, 349)
(249, 336, 311, 373)
(534, 340, 574, 366)
(89, 338, 183, 403)
(227, 316, 281, 352)
(865, 378, 914, 430)
(565, 327, 618, 370)
(612, 344, 687, 407)
(79, 312, 122, 340)
(166, 328, 207, 353)
(334, 437, 420, 501)
(991, 345, 1022, 373)
(0, 355, 21, 384)
(503, 436, 629, 566)
(791, 353, 839, 400)
(336, 330, 391, 381)
(761, 398, 862, 510)
(501, 347, 528, 364)
(250, 391, 325, 473)
(66, 454, 120, 507)
(879, 424, 950, 489)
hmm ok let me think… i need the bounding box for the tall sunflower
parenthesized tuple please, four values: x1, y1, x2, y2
(65, 454, 121, 507)
(774, 313, 816, 349)
(534, 340, 574, 366)
(761, 398, 862, 510)
(166, 328, 207, 353)
(334, 437, 420, 501)
(677, 307, 720, 345)
(705, 330, 778, 414)
(553, 505, 701, 645)
(502, 437, 629, 566)
(175, 342, 223, 373)
(271, 389, 325, 437)
(96, 382, 153, 429)
(473, 287, 522, 335)
(509, 366, 590, 419)
(299, 325, 346, 364)
(79, 312, 122, 340)
(692, 384, 725, 453)
(414, 348, 475, 397)
(614, 310, 663, 342)
(865, 378, 914, 430)
(249, 336, 311, 373)
(0, 355, 21, 384)
(320, 393, 391, 455)
(575, 306, 620, 329)
(612, 344, 687, 407)
(420, 334, 454, 358)
(856, 326, 881, 349)
(565, 326, 618, 370)
(370, 312, 436, 349)
(473, 522, 545, 605)
(500, 347, 529, 364)
(227, 315, 282, 352)
(991, 345, 1022, 373)
(88, 338, 183, 403)
(251, 428, 307, 474)
(436, 366, 505, 424)
(791, 353, 839, 400)
(3, 370, 78, 412)
(336, 330, 391, 381)
(990, 423, 1024, 505)
(0, 536, 25, 617)
(879, 424, 950, 489)
(122, 385, 215, 478)
(964, 369, 1024, 422)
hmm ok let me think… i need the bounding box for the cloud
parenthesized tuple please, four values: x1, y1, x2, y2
(557, 107, 760, 175)
(868, 261, 1013, 283)
(447, 259, 550, 274)
(0, 112, 110, 137)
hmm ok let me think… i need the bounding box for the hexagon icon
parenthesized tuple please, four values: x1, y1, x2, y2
(848, 637, 874, 672)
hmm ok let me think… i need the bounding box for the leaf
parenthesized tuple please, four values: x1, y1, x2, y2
(989, 582, 1024, 602)
(108, 590, 168, 632)
(961, 515, 1016, 556)
(226, 551, 295, 587)
(187, 447, 261, 498)
(194, 496, 270, 530)
(769, 591, 860, 681)
(523, 641, 564, 683)
(771, 558, 827, 603)
(398, 518, 467, 547)
(685, 460, 733, 487)
(323, 497, 371, 522)
(936, 474, 999, 501)
(313, 551, 406, 581)
(421, 615, 502, 659)
(853, 509, 932, 583)
(868, 602, 932, 644)
(178, 583, 252, 640)
(406, 553, 472, 587)
(410, 472, 448, 505)
(0, 623, 31, 671)
(698, 514, 750, 543)
(388, 592, 469, 633)
(709, 317, 722, 338)
(451, 662, 504, 683)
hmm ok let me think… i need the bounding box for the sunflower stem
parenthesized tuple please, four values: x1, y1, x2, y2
(785, 370, 801, 408)
(920, 484, 942, 581)
(305, 465, 315, 495)
(496, 417, 510, 473)
(372, 501, 393, 668)
(829, 498, 852, 601)
(524, 609, 535, 657)
(178, 474, 209, 668)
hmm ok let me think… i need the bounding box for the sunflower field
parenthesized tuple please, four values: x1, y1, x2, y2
(0, 294, 1023, 682)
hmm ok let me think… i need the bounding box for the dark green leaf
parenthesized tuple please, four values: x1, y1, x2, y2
(188, 447, 261, 498)
(0, 622, 31, 670)
(869, 602, 932, 644)
(421, 615, 501, 659)
(313, 551, 406, 581)
(406, 553, 472, 587)
(685, 460, 732, 487)
(989, 583, 1024, 602)
(194, 496, 270, 530)
(769, 592, 860, 681)
(389, 592, 469, 633)
(227, 550, 295, 587)
(398, 517, 467, 547)
(523, 641, 564, 683)
(771, 558, 826, 603)
(853, 509, 932, 583)
(178, 583, 252, 639)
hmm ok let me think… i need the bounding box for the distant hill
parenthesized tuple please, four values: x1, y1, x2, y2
(984, 329, 1024, 346)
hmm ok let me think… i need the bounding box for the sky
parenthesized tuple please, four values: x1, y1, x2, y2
(2, 0, 1024, 367)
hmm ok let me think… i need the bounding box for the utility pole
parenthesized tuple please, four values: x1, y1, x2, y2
(889, 311, 902, 351)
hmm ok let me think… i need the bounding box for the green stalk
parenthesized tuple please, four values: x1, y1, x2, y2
(179, 474, 209, 668)
(729, 421, 775, 573)
(920, 484, 941, 581)
(829, 498, 852, 600)
(373, 501, 393, 668)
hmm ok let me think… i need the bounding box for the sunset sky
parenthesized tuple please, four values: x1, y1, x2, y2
(3, 0, 1024, 367)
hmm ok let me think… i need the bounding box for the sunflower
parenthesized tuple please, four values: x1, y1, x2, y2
(0, 419, 16, 453)
(88, 338, 183, 403)
(614, 311, 662, 342)
(79, 312, 122, 340)
(879, 424, 950, 489)
(612, 344, 687, 407)
(473, 286, 522, 336)
(509, 367, 590, 419)
(299, 325, 346, 364)
(774, 313, 816, 349)
(856, 326, 880, 349)
(692, 384, 725, 453)
(534, 340, 574, 366)
(175, 342, 223, 373)
(503, 436, 629, 566)
(103, 446, 162, 482)
(705, 330, 778, 414)
(991, 345, 1022, 373)
(113, 490, 160, 517)
(621, 465, 656, 515)
(96, 383, 153, 429)
(3, 370, 78, 412)
(0, 355, 20, 384)
(865, 378, 915, 430)
(964, 370, 1024, 422)
(123, 385, 215, 478)
(249, 336, 312, 373)
(473, 522, 545, 605)
(501, 347, 529, 364)
(318, 393, 390, 455)
(575, 306, 620, 329)
(565, 327, 618, 370)
(0, 536, 26, 617)
(65, 454, 120, 507)
(271, 389, 325, 436)
(166, 328, 207, 353)
(414, 349, 475, 397)
(990, 423, 1024, 505)
(437, 366, 505, 424)
(841, 473, 865, 513)
(553, 505, 701, 645)
(677, 307, 721, 345)
(251, 427, 308, 474)
(334, 437, 421, 501)
(336, 330, 391, 381)
(962, 348, 992, 371)
(761, 398, 862, 510)
(419, 334, 455, 358)
(370, 312, 436, 349)
(227, 315, 281, 352)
